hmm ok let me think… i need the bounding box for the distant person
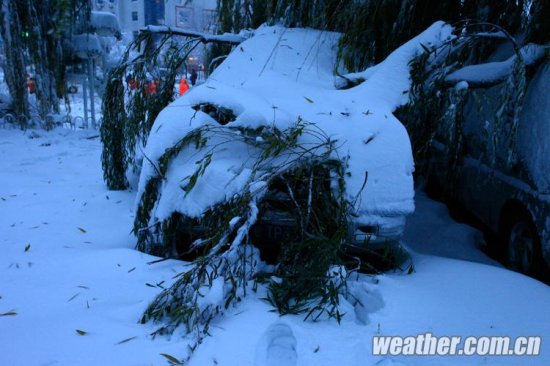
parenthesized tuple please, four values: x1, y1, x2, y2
(145, 78, 157, 96)
(190, 69, 198, 86)
(179, 77, 189, 96)
(27, 76, 36, 94)
(126, 75, 138, 90)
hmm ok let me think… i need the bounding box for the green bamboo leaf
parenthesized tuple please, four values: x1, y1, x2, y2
(116, 336, 137, 345)
(24, 243, 31, 252)
(75, 329, 87, 336)
(304, 96, 314, 103)
(160, 353, 183, 365)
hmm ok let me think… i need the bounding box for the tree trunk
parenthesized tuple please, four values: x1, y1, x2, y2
(0, 0, 29, 117)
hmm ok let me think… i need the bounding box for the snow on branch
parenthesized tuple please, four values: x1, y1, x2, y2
(141, 25, 246, 45)
(469, 31, 508, 40)
(445, 44, 547, 88)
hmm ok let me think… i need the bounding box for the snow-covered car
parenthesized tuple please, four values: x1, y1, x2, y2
(428, 53, 550, 280)
(134, 24, 453, 265)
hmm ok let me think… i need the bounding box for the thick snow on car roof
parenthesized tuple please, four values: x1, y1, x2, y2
(138, 23, 453, 224)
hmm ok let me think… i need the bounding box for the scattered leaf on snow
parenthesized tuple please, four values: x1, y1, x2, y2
(75, 329, 87, 336)
(77, 285, 89, 290)
(0, 311, 17, 317)
(128, 267, 136, 273)
(67, 293, 80, 302)
(24, 244, 31, 252)
(304, 96, 314, 103)
(160, 353, 183, 365)
(116, 336, 137, 345)
(78, 227, 87, 233)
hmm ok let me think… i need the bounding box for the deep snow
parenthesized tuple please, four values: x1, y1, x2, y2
(1, 127, 549, 366)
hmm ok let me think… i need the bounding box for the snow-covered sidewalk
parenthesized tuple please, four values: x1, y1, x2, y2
(1, 128, 549, 366)
(0, 129, 184, 365)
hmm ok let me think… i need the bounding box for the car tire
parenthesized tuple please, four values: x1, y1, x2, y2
(505, 211, 542, 276)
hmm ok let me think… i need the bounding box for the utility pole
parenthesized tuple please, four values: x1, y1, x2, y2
(87, 57, 96, 129)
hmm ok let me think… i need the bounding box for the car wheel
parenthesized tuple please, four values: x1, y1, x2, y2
(506, 213, 541, 275)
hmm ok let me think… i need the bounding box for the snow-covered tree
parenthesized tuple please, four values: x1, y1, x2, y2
(0, 0, 29, 118)
(0, 0, 89, 120)
(100, 27, 243, 190)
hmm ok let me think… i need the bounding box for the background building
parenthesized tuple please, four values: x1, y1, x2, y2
(92, 0, 218, 39)
(144, 0, 165, 27)
(92, 0, 145, 38)
(91, 0, 219, 79)
(164, 0, 217, 33)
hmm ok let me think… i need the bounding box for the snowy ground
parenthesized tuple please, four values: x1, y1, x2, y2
(1, 128, 549, 366)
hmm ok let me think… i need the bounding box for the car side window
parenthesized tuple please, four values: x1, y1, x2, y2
(462, 83, 503, 163)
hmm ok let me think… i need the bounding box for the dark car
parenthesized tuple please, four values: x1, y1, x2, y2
(428, 58, 550, 281)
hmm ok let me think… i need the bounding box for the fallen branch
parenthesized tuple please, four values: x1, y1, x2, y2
(141, 25, 246, 46)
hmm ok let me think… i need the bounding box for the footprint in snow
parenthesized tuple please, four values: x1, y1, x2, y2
(254, 322, 297, 366)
